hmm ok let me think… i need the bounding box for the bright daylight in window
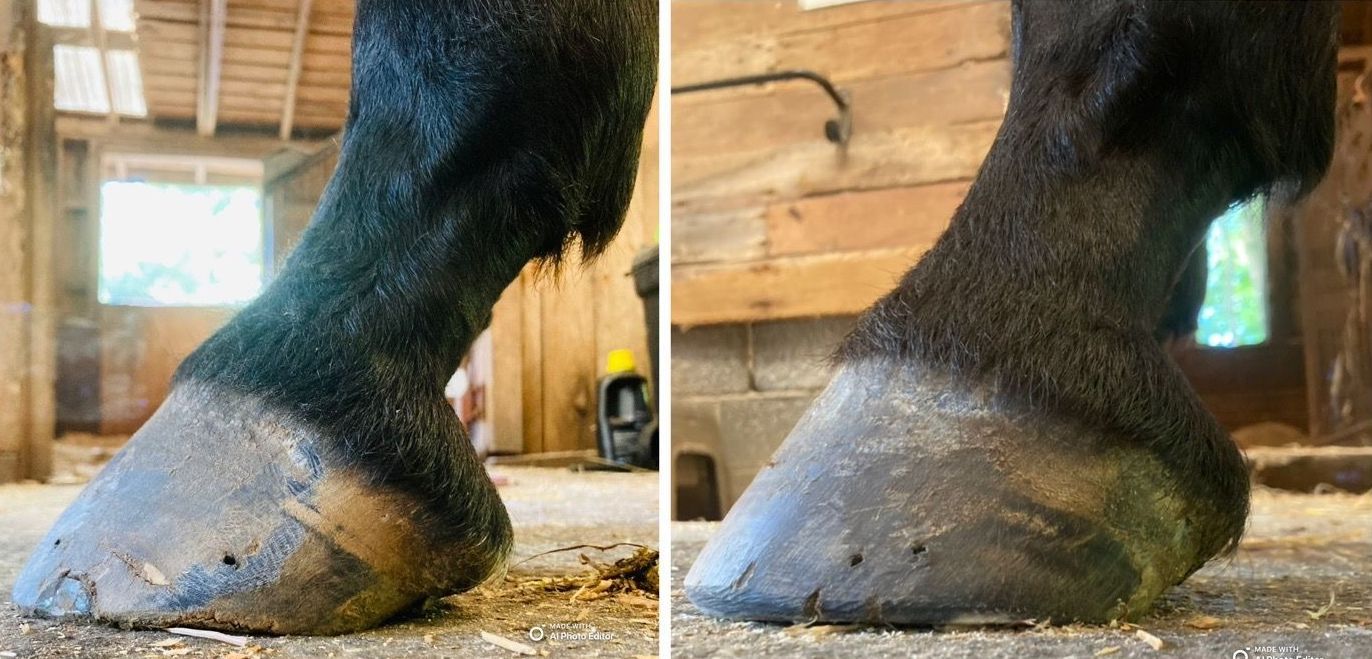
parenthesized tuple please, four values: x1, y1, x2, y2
(98, 182, 265, 307)
(40, 0, 147, 117)
(1197, 198, 1268, 348)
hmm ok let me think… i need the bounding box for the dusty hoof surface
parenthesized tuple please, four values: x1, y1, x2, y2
(10, 383, 510, 635)
(684, 360, 1237, 626)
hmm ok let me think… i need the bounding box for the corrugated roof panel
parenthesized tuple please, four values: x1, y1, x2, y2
(38, 0, 91, 28)
(106, 50, 147, 116)
(53, 44, 109, 114)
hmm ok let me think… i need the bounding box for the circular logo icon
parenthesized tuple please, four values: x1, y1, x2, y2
(528, 626, 545, 642)
(1233, 650, 1249, 659)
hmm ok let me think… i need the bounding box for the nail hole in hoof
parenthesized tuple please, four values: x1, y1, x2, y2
(911, 544, 927, 558)
(848, 553, 863, 567)
(222, 554, 238, 568)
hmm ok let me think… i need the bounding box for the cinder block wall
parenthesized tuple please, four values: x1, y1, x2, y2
(672, 316, 857, 518)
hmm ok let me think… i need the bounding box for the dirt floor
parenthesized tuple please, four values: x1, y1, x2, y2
(672, 488, 1372, 658)
(0, 467, 659, 658)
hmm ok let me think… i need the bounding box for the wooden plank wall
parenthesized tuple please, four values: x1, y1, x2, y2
(671, 0, 1011, 326)
(1295, 61, 1372, 440)
(516, 99, 660, 454)
(0, 0, 57, 482)
(0, 0, 34, 482)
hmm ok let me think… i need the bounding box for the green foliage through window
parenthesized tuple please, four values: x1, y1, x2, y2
(1197, 198, 1268, 348)
(98, 181, 264, 307)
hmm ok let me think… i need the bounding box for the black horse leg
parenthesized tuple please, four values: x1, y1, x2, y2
(12, 0, 656, 635)
(1156, 244, 1208, 345)
(686, 0, 1334, 625)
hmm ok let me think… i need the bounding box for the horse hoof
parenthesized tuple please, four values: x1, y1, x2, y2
(683, 359, 1243, 625)
(10, 382, 511, 635)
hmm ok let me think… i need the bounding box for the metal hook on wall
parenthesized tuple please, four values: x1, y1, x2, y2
(671, 70, 852, 146)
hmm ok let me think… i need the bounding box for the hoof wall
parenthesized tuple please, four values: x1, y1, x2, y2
(685, 361, 1229, 626)
(11, 383, 510, 635)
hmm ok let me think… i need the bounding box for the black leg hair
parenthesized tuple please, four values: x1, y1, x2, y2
(1155, 242, 1207, 345)
(839, 0, 1336, 559)
(176, 0, 657, 548)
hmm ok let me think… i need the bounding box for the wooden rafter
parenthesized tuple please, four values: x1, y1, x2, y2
(279, 0, 314, 141)
(49, 26, 135, 49)
(88, 0, 118, 124)
(196, 0, 227, 136)
(58, 116, 326, 159)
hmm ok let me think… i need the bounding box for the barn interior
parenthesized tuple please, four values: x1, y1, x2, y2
(0, 0, 659, 655)
(671, 0, 1372, 656)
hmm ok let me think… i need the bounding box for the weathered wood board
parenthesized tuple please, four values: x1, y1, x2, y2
(671, 0, 1011, 324)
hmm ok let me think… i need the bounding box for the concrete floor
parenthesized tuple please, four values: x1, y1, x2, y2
(672, 488, 1372, 658)
(0, 467, 659, 658)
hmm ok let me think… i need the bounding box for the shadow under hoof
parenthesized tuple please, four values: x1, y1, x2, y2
(684, 360, 1241, 626)
(10, 382, 511, 635)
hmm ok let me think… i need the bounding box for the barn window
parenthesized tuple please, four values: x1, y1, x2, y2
(40, 0, 147, 117)
(98, 155, 266, 307)
(52, 45, 146, 116)
(39, 0, 135, 32)
(1197, 198, 1268, 348)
